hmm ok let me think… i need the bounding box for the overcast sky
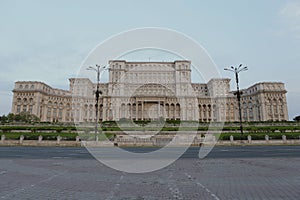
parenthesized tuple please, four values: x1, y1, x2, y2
(0, 0, 300, 120)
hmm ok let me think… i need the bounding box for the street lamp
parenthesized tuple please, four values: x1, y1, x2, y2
(224, 64, 248, 138)
(87, 65, 107, 141)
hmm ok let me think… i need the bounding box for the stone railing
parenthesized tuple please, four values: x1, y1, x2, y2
(1, 134, 300, 147)
(0, 134, 81, 147)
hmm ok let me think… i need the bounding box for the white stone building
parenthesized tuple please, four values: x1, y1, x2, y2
(11, 60, 289, 122)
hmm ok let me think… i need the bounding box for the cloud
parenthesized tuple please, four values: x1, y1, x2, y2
(280, 2, 300, 18)
(279, 1, 300, 39)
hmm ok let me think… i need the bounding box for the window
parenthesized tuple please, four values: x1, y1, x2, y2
(47, 107, 51, 117)
(59, 109, 62, 118)
(23, 105, 27, 112)
(17, 105, 21, 113)
(29, 105, 33, 113)
(53, 108, 57, 117)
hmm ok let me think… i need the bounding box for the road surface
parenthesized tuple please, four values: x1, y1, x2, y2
(0, 146, 299, 199)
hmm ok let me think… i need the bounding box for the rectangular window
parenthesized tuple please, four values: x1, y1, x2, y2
(53, 108, 57, 117)
(47, 108, 51, 117)
(29, 105, 33, 113)
(17, 105, 21, 113)
(59, 109, 62, 118)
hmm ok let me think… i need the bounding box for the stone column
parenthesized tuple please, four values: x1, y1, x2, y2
(282, 135, 287, 144)
(163, 102, 166, 119)
(62, 106, 67, 122)
(260, 96, 267, 121)
(38, 135, 43, 143)
(247, 135, 252, 144)
(234, 106, 238, 122)
(247, 108, 250, 122)
(230, 135, 234, 144)
(20, 135, 24, 144)
(271, 102, 275, 121)
(135, 103, 138, 120)
(265, 135, 269, 143)
(33, 96, 39, 116)
(211, 106, 214, 122)
(57, 136, 61, 145)
(205, 107, 208, 122)
(1, 135, 5, 142)
(141, 101, 144, 120)
(277, 103, 280, 121)
(158, 101, 160, 118)
(130, 104, 132, 120)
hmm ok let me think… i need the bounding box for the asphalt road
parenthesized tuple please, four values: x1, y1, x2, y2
(0, 145, 300, 159)
(0, 146, 300, 200)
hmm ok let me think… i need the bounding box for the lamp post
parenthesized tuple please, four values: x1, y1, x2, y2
(224, 64, 248, 137)
(87, 65, 106, 141)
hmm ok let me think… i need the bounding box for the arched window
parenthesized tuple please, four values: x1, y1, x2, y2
(203, 104, 208, 121)
(176, 103, 180, 119)
(198, 105, 202, 121)
(170, 103, 175, 119)
(121, 103, 126, 119)
(84, 104, 88, 117)
(208, 104, 212, 120)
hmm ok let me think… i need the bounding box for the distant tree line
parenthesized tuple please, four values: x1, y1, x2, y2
(0, 112, 40, 123)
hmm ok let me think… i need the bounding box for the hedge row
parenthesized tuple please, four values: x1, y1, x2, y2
(0, 126, 76, 132)
(1, 125, 300, 133)
(2, 132, 78, 140)
(1, 132, 114, 141)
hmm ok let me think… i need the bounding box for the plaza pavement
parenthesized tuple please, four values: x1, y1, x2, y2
(0, 146, 299, 200)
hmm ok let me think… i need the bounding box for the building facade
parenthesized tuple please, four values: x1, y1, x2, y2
(11, 60, 289, 122)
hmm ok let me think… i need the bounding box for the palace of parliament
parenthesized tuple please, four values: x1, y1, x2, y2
(11, 60, 289, 122)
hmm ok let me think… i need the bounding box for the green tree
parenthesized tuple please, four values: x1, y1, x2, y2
(7, 113, 15, 122)
(294, 115, 300, 122)
(0, 115, 8, 123)
(13, 112, 40, 123)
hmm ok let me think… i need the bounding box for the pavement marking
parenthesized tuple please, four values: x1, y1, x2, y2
(51, 156, 71, 159)
(184, 172, 220, 200)
(167, 172, 184, 200)
(40, 174, 58, 183)
(220, 150, 229, 152)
